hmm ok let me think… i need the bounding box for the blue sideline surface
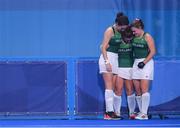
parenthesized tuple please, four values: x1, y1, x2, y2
(0, 119, 180, 128)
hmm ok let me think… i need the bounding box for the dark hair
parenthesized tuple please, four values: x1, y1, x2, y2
(121, 26, 134, 43)
(116, 15, 129, 26)
(115, 12, 124, 23)
(131, 18, 144, 29)
(116, 12, 124, 17)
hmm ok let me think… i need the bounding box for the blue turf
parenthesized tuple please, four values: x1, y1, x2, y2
(0, 119, 180, 127)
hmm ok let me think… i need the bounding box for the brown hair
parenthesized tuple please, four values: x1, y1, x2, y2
(121, 26, 134, 43)
(131, 18, 144, 29)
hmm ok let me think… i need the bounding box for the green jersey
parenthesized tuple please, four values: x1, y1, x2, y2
(118, 41, 133, 67)
(107, 27, 121, 53)
(132, 33, 149, 59)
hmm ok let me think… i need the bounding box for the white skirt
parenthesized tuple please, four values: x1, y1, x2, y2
(118, 68, 132, 80)
(132, 58, 154, 80)
(99, 52, 118, 74)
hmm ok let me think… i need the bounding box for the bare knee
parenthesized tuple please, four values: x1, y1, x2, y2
(114, 88, 123, 96)
(126, 88, 133, 96)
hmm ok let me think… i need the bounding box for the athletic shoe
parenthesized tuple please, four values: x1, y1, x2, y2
(104, 111, 123, 120)
(129, 112, 137, 119)
(135, 113, 148, 120)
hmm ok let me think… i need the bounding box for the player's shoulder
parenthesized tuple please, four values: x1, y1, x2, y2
(144, 32, 153, 39)
(106, 26, 114, 32)
(104, 26, 114, 35)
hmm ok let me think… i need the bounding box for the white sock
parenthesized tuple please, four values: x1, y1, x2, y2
(105, 89, 114, 112)
(113, 94, 121, 116)
(127, 93, 136, 114)
(142, 92, 150, 114)
(136, 95, 142, 113)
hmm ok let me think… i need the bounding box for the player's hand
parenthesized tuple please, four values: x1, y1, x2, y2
(138, 62, 145, 69)
(105, 63, 112, 72)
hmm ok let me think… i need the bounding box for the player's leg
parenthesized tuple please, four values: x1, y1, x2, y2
(135, 80, 150, 120)
(113, 76, 124, 118)
(125, 80, 136, 119)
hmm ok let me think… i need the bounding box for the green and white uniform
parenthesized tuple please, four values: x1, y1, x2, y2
(99, 27, 121, 74)
(132, 33, 154, 80)
(117, 41, 133, 80)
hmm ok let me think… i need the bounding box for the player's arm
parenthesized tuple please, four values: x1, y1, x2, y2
(143, 33, 156, 64)
(101, 27, 113, 62)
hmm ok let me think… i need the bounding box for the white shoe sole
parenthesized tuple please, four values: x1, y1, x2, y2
(135, 117, 148, 120)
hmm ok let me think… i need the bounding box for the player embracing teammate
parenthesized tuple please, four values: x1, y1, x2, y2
(99, 12, 156, 120)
